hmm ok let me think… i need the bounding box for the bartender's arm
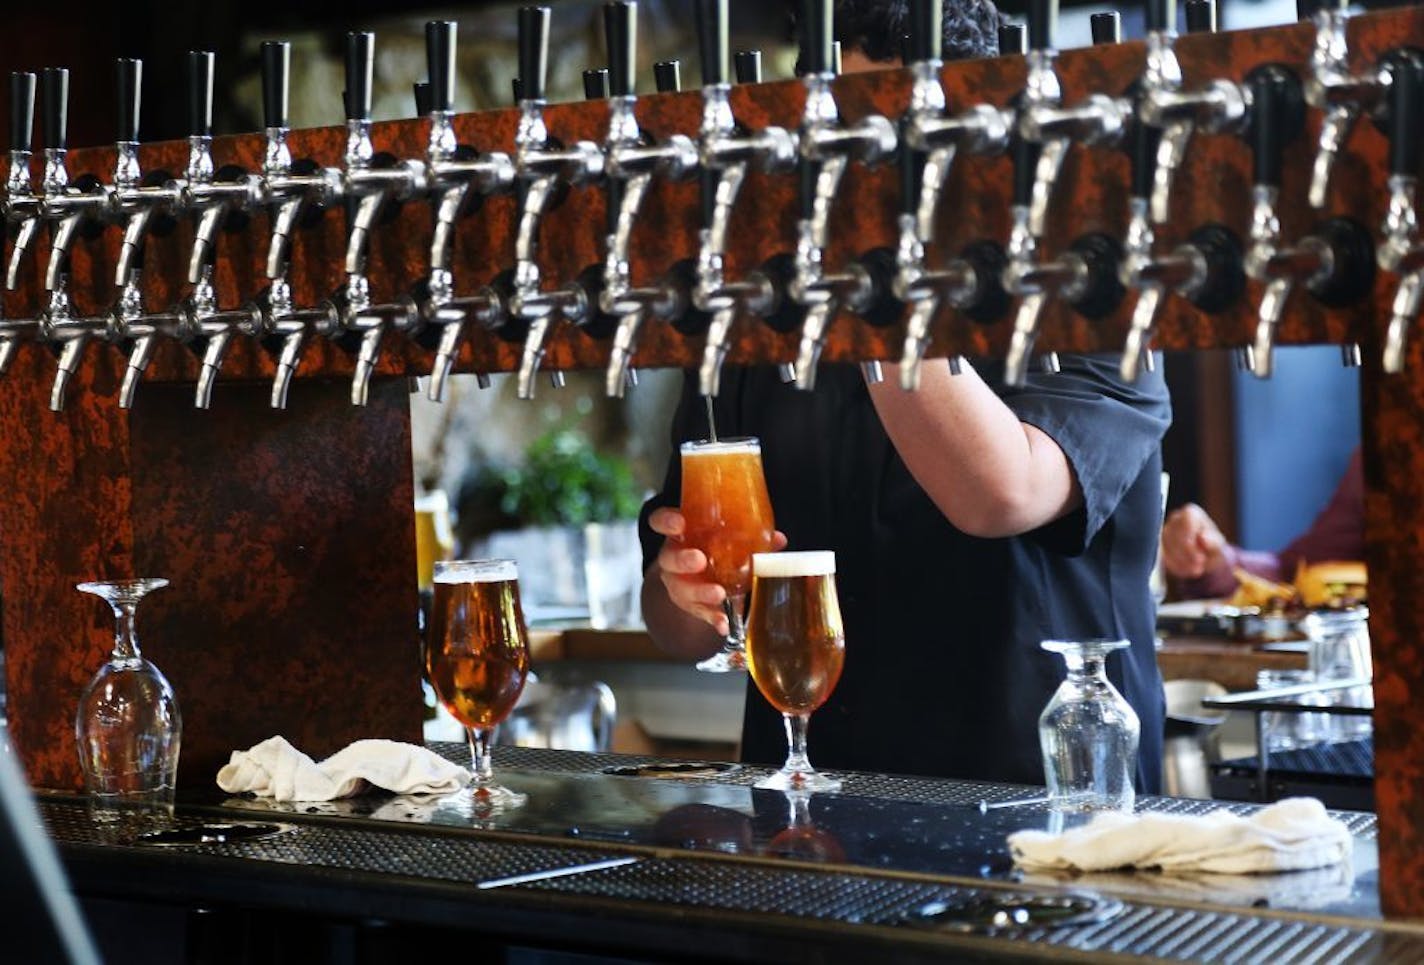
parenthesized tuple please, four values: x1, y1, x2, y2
(865, 360, 1083, 537)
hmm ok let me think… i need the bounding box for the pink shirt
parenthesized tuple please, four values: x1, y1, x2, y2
(1181, 449, 1364, 599)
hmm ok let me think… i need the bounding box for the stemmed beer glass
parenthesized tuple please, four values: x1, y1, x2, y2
(74, 578, 181, 819)
(745, 551, 845, 792)
(426, 560, 531, 811)
(680, 438, 777, 672)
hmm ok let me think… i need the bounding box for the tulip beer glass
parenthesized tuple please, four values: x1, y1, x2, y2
(427, 559, 531, 809)
(680, 437, 777, 672)
(746, 551, 845, 792)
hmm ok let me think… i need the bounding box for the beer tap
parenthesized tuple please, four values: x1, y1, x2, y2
(1001, 0, 1132, 387)
(1137, 0, 1247, 225)
(600, 1, 698, 398)
(0, 72, 38, 373)
(1305, 0, 1388, 211)
(338, 31, 429, 407)
(691, 0, 796, 397)
(1375, 54, 1424, 373)
(35, 67, 112, 412)
(508, 5, 606, 400)
(1118, 0, 1245, 381)
(1241, 64, 1374, 378)
(419, 20, 516, 403)
(179, 50, 266, 409)
(257, 41, 345, 410)
(108, 58, 195, 409)
(788, 0, 898, 390)
(893, 0, 1013, 390)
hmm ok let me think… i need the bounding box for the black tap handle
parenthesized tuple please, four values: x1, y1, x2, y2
(831, 40, 842, 75)
(908, 0, 942, 63)
(261, 42, 290, 129)
(1295, 0, 1318, 21)
(116, 58, 141, 143)
(10, 72, 35, 153)
(41, 68, 67, 151)
(1144, 0, 1174, 35)
(511, 77, 524, 105)
(654, 60, 681, 92)
(413, 81, 433, 116)
(426, 21, 457, 113)
(998, 23, 1027, 56)
(518, 6, 551, 102)
(186, 52, 214, 139)
(583, 68, 609, 99)
(1246, 65, 1304, 190)
(1185, 0, 1216, 33)
(799, 0, 834, 75)
(1130, 110, 1161, 201)
(1090, 12, 1120, 44)
(734, 49, 762, 84)
(695, 0, 728, 85)
(604, 2, 637, 97)
(1027, 0, 1057, 52)
(1388, 57, 1424, 178)
(345, 32, 373, 121)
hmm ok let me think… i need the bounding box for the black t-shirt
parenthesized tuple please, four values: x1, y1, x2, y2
(639, 356, 1172, 792)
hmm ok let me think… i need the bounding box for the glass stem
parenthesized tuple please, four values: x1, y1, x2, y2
(724, 595, 746, 649)
(111, 600, 140, 661)
(782, 713, 813, 776)
(787, 790, 812, 828)
(467, 727, 494, 786)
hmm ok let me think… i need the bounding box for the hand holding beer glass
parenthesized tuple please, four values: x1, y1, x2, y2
(426, 560, 531, 811)
(677, 438, 778, 672)
(746, 551, 845, 792)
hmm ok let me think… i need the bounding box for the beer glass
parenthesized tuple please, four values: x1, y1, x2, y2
(74, 578, 181, 821)
(427, 560, 531, 810)
(680, 438, 777, 673)
(746, 551, 845, 792)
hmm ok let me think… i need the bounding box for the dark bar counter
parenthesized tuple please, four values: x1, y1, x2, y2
(44, 745, 1424, 963)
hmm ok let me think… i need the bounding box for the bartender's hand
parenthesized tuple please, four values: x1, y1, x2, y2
(1161, 503, 1228, 580)
(646, 507, 787, 636)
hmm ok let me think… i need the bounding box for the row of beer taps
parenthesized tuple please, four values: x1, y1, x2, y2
(0, 0, 1420, 412)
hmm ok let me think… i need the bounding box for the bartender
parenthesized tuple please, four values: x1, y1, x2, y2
(640, 0, 1172, 790)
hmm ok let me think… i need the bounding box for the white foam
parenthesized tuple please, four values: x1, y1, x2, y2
(434, 559, 518, 584)
(752, 551, 836, 578)
(681, 437, 760, 456)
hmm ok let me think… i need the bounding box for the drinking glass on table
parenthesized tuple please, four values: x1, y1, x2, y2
(426, 560, 531, 811)
(680, 437, 777, 673)
(746, 551, 845, 792)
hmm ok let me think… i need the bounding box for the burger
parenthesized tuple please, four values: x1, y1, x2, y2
(1294, 560, 1368, 610)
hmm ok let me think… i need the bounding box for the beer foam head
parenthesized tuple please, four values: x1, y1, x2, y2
(753, 551, 835, 577)
(434, 559, 518, 584)
(681, 437, 761, 457)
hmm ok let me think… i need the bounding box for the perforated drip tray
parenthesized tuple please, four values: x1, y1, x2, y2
(135, 823, 294, 848)
(601, 762, 740, 779)
(905, 890, 1126, 934)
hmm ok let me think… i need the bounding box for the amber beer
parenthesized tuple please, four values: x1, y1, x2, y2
(427, 560, 531, 730)
(680, 438, 776, 596)
(746, 551, 845, 716)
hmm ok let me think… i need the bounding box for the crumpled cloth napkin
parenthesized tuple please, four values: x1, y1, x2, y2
(216, 736, 470, 802)
(1007, 797, 1352, 875)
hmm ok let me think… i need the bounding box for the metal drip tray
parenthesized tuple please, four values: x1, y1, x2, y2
(906, 890, 1126, 933)
(601, 762, 740, 779)
(136, 823, 293, 848)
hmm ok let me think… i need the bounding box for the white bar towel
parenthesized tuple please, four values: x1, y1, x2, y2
(216, 736, 471, 802)
(1008, 798, 1352, 874)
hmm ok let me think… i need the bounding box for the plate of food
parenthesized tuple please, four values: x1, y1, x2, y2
(1158, 560, 1367, 641)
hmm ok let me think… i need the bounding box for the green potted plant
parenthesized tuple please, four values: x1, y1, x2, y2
(456, 428, 645, 627)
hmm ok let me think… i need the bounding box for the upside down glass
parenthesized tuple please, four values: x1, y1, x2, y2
(680, 438, 777, 673)
(426, 560, 531, 810)
(1038, 639, 1139, 813)
(746, 551, 845, 792)
(74, 579, 181, 820)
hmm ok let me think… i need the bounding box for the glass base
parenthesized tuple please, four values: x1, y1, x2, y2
(695, 646, 746, 673)
(468, 782, 528, 810)
(755, 768, 841, 793)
